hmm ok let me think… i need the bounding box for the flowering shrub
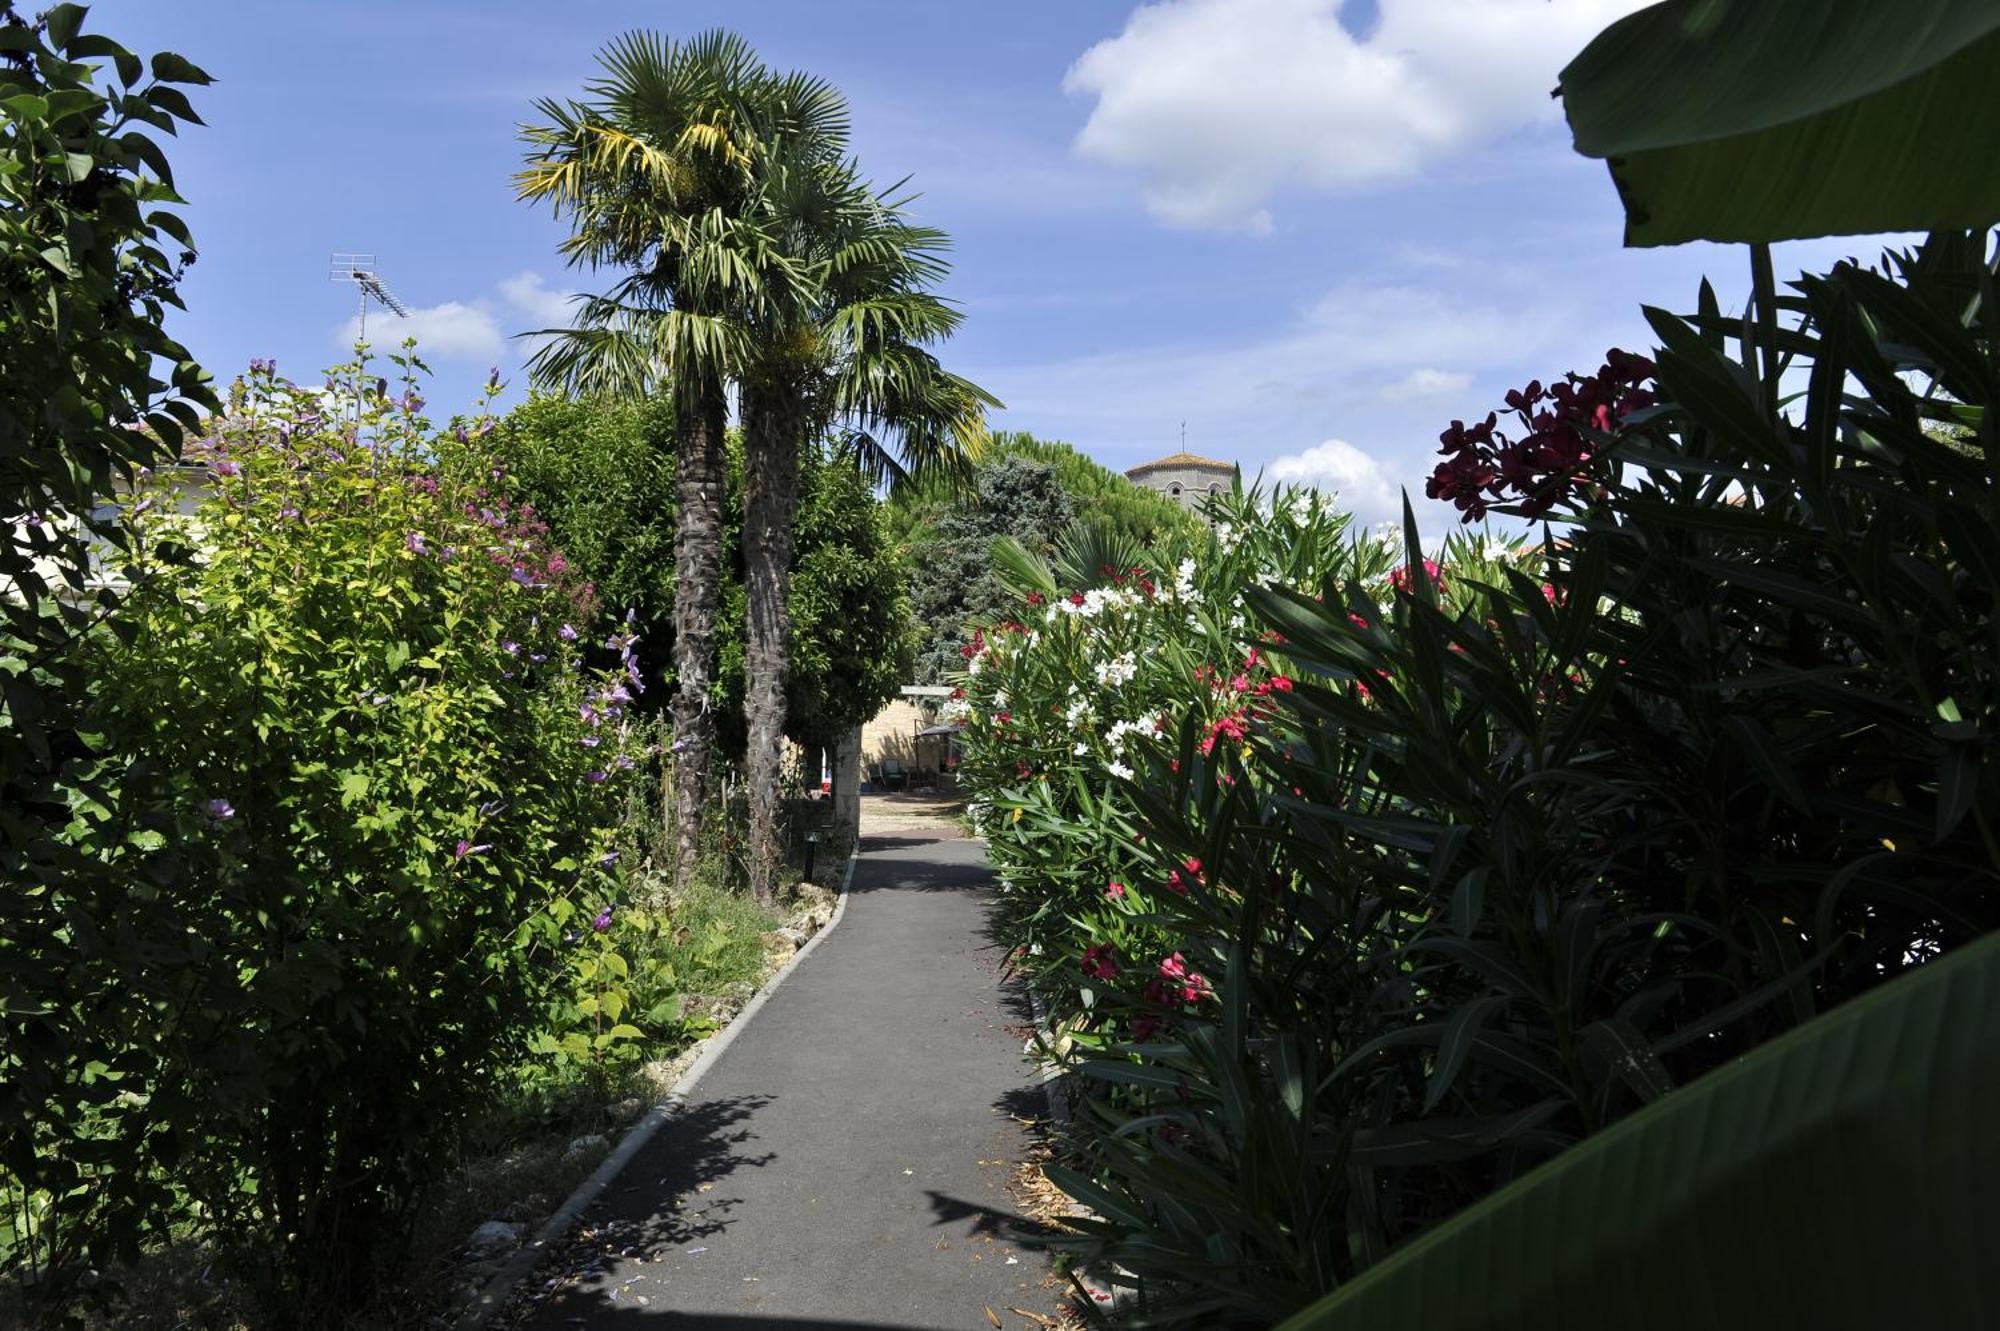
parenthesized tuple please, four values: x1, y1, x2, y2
(960, 486, 1521, 1046)
(72, 355, 646, 1312)
(962, 239, 2000, 1328)
(1425, 347, 1657, 520)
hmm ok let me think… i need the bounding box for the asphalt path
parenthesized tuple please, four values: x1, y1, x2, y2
(515, 830, 1065, 1331)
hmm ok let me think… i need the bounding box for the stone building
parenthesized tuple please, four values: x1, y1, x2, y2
(1124, 450, 1237, 512)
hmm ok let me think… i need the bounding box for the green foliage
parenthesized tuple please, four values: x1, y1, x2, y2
(1281, 928, 2000, 1330)
(462, 394, 913, 752)
(899, 436, 1193, 685)
(3, 357, 645, 1323)
(0, 5, 217, 1315)
(460, 391, 678, 697)
(1561, 0, 2000, 246)
(962, 236, 2000, 1326)
(765, 445, 916, 748)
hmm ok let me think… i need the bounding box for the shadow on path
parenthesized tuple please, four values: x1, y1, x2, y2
(508, 833, 1062, 1331)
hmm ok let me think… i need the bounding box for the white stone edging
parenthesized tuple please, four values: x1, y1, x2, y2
(455, 853, 858, 1329)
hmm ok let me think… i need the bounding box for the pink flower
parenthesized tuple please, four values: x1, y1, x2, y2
(1082, 945, 1120, 980)
(1106, 881, 1126, 899)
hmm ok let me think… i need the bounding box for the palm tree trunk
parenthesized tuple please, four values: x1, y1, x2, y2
(671, 375, 728, 887)
(741, 378, 804, 907)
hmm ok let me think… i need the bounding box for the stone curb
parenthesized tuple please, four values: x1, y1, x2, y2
(454, 853, 858, 1330)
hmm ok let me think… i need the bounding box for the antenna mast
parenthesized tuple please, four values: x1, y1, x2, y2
(329, 253, 411, 417)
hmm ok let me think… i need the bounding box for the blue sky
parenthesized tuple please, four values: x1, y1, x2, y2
(102, 1, 1895, 527)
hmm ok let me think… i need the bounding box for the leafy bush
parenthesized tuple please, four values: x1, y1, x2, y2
(962, 235, 2000, 1326)
(32, 358, 647, 1320)
(0, 7, 217, 1312)
(460, 395, 914, 754)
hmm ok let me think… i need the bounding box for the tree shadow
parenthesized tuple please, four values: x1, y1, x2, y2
(846, 849, 995, 894)
(507, 1094, 776, 1327)
(517, 1313, 949, 1330)
(922, 1188, 1065, 1245)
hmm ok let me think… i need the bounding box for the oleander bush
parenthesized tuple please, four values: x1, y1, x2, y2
(961, 233, 2000, 1328)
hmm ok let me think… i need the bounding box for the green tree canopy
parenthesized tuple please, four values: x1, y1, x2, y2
(461, 392, 911, 751)
(895, 434, 1195, 682)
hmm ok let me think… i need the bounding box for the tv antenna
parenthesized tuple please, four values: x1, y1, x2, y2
(330, 252, 410, 345)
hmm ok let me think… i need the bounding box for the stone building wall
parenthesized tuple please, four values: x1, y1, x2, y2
(1124, 451, 1236, 514)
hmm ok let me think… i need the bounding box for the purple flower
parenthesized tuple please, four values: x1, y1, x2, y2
(559, 624, 578, 642)
(453, 839, 491, 862)
(592, 907, 614, 933)
(501, 640, 520, 655)
(598, 851, 620, 868)
(579, 703, 599, 726)
(585, 770, 608, 784)
(405, 531, 427, 555)
(279, 506, 300, 521)
(581, 734, 601, 748)
(204, 798, 235, 825)
(212, 460, 242, 478)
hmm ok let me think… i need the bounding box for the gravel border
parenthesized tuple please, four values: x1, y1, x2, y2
(453, 854, 858, 1330)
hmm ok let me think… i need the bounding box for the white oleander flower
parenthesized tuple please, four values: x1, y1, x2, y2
(1108, 760, 1134, 780)
(1175, 559, 1199, 600)
(1093, 652, 1137, 687)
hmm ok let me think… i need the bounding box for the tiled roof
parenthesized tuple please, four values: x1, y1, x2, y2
(1125, 450, 1233, 475)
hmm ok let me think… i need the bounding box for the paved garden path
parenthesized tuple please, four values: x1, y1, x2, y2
(515, 829, 1067, 1331)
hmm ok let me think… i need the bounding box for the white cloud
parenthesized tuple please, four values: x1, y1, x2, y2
(498, 271, 576, 327)
(1379, 367, 1472, 404)
(332, 272, 582, 362)
(1064, 0, 1649, 231)
(975, 278, 1565, 444)
(1267, 438, 1397, 518)
(338, 299, 503, 361)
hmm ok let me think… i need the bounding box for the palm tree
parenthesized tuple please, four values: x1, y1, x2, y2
(517, 30, 783, 886)
(736, 154, 998, 903)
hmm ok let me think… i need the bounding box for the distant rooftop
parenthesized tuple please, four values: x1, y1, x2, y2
(1125, 450, 1233, 476)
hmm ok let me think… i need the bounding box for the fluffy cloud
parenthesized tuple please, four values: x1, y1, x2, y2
(1378, 367, 1472, 404)
(333, 272, 578, 361)
(1267, 437, 1397, 518)
(497, 271, 576, 327)
(1065, 0, 1649, 231)
(338, 299, 503, 360)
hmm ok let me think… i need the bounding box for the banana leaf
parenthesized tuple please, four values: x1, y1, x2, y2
(1559, 0, 2000, 246)
(1277, 927, 2000, 1330)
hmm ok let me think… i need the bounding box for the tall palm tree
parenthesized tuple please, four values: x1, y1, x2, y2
(517, 30, 789, 886)
(736, 155, 998, 903)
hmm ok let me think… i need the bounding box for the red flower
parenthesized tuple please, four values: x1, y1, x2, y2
(1082, 945, 1119, 981)
(1068, 591, 1086, 607)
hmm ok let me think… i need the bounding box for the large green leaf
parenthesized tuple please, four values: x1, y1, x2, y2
(1278, 928, 2000, 1330)
(1560, 0, 2000, 246)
